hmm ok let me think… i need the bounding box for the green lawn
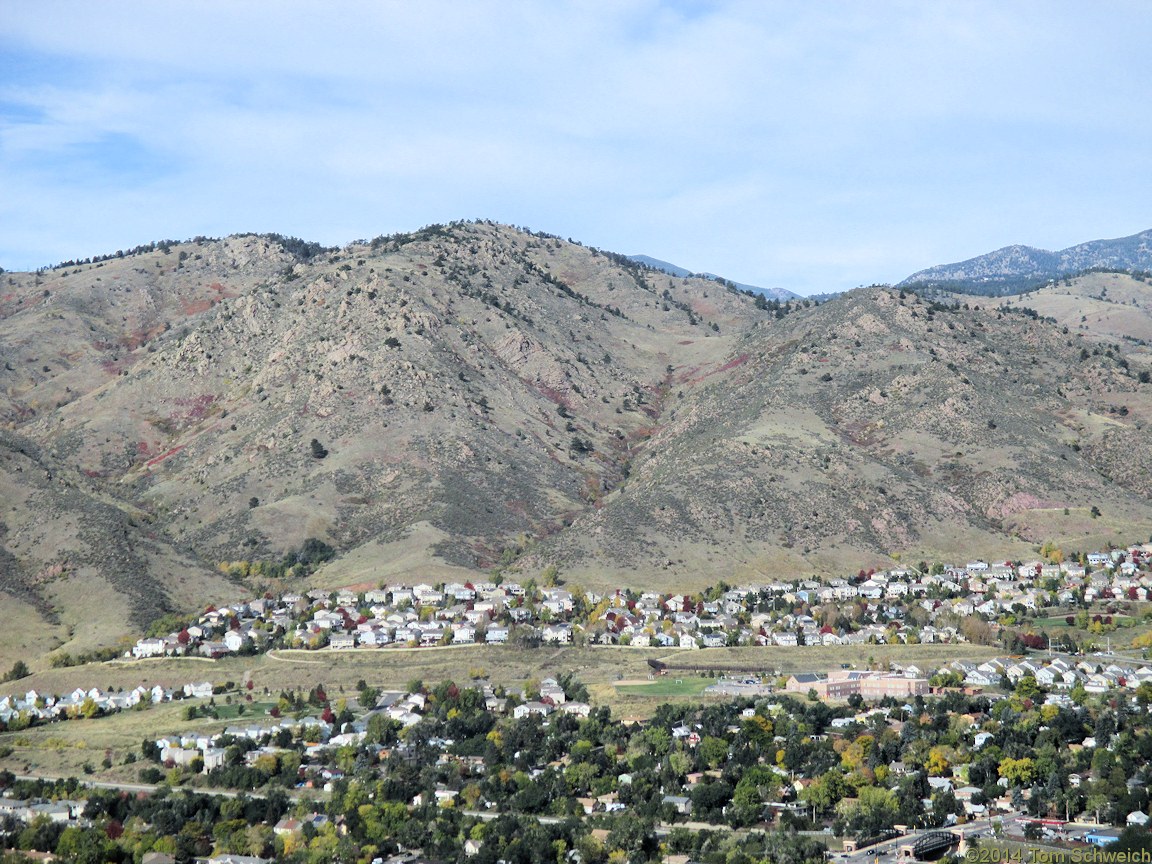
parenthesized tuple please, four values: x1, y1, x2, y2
(207, 700, 278, 720)
(614, 676, 712, 698)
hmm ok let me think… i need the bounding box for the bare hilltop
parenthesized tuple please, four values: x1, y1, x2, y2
(3, 221, 1152, 658)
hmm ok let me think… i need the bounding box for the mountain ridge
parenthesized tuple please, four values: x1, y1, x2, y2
(900, 228, 1152, 293)
(628, 254, 798, 300)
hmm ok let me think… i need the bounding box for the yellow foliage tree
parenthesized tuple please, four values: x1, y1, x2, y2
(998, 756, 1036, 786)
(926, 746, 951, 776)
(840, 734, 875, 770)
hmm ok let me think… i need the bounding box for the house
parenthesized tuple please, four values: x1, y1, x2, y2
(513, 701, 553, 719)
(561, 702, 592, 718)
(359, 628, 390, 647)
(221, 631, 248, 649)
(1035, 666, 1061, 688)
(273, 817, 301, 836)
(160, 747, 200, 767)
(132, 637, 170, 659)
(539, 679, 567, 704)
(200, 747, 226, 772)
(542, 623, 573, 645)
(434, 788, 458, 807)
(328, 633, 356, 650)
(963, 669, 997, 687)
(662, 795, 693, 815)
(412, 584, 443, 605)
(199, 642, 230, 659)
(1084, 829, 1123, 848)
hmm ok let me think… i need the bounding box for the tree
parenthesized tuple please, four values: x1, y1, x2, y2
(1016, 675, 1041, 700)
(837, 786, 899, 840)
(309, 438, 328, 459)
(926, 746, 951, 776)
(729, 777, 767, 827)
(698, 736, 730, 769)
(802, 770, 849, 816)
(998, 756, 1036, 786)
(1136, 682, 1152, 707)
(2, 660, 29, 682)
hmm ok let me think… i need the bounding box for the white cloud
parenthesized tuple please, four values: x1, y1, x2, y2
(2, 0, 1150, 292)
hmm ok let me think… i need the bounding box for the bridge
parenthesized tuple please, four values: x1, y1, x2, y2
(909, 832, 959, 860)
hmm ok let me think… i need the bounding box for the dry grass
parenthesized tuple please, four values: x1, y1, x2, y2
(1002, 273, 1152, 343)
(305, 523, 484, 591)
(0, 596, 70, 674)
(0, 700, 243, 784)
(2, 642, 1005, 708)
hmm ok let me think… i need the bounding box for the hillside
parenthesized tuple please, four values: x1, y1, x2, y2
(0, 429, 243, 663)
(3, 222, 1152, 660)
(993, 271, 1152, 346)
(529, 288, 1152, 582)
(900, 227, 1152, 294)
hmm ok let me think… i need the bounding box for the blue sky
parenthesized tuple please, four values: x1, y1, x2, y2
(1, 1, 1150, 295)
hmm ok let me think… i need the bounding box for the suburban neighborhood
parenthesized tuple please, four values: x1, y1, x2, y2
(116, 543, 1152, 689)
(4, 545, 1152, 862)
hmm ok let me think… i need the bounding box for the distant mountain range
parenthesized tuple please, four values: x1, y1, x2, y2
(629, 255, 798, 300)
(900, 228, 1152, 295)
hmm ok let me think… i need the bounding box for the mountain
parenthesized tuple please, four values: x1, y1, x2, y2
(2, 221, 1152, 662)
(629, 254, 798, 300)
(628, 255, 694, 278)
(0, 224, 771, 658)
(527, 286, 1152, 583)
(900, 228, 1152, 294)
